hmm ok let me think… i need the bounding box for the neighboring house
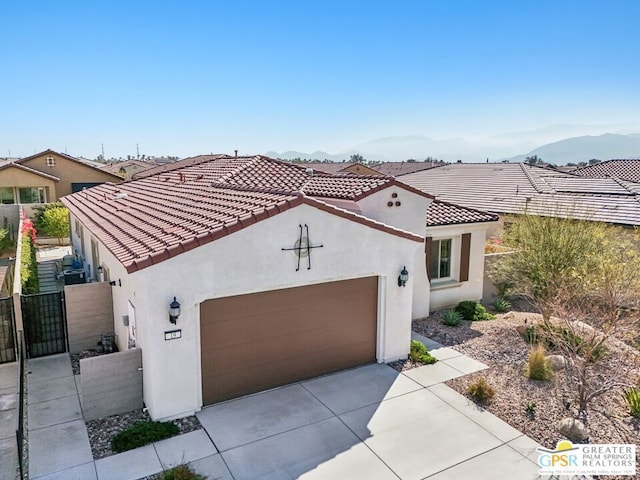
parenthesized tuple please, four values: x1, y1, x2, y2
(61, 154, 496, 420)
(0, 149, 123, 204)
(297, 162, 384, 176)
(0, 161, 59, 205)
(572, 158, 640, 183)
(101, 160, 156, 180)
(372, 161, 442, 176)
(400, 162, 640, 228)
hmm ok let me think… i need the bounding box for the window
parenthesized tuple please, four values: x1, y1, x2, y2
(18, 187, 45, 204)
(46, 156, 55, 167)
(0, 187, 14, 204)
(429, 238, 452, 279)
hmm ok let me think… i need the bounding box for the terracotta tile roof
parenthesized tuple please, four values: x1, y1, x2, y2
(62, 155, 426, 273)
(400, 162, 640, 226)
(131, 154, 231, 179)
(427, 200, 498, 227)
(296, 162, 356, 174)
(573, 159, 640, 183)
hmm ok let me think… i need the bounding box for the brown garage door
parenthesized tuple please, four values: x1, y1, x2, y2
(200, 277, 378, 405)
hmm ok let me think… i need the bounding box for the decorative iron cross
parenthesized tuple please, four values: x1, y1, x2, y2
(281, 224, 324, 271)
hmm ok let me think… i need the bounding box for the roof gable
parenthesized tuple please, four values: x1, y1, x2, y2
(61, 154, 427, 273)
(0, 162, 60, 181)
(18, 149, 123, 181)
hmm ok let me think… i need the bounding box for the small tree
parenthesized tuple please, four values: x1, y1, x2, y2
(40, 207, 70, 245)
(349, 153, 365, 163)
(493, 215, 640, 423)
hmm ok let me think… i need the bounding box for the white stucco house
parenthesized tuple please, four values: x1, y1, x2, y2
(61, 154, 497, 420)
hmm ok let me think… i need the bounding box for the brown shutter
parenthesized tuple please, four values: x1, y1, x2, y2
(424, 237, 432, 280)
(459, 233, 471, 282)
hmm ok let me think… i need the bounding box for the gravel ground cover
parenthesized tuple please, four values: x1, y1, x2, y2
(86, 409, 202, 460)
(409, 301, 639, 477)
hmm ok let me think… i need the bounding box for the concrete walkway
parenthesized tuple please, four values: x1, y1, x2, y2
(26, 335, 544, 479)
(36, 246, 71, 294)
(0, 361, 19, 480)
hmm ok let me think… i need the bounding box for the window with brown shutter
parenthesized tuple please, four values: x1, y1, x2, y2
(459, 233, 471, 282)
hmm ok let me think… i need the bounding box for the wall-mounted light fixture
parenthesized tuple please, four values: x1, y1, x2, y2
(398, 266, 409, 287)
(169, 297, 181, 324)
(109, 279, 121, 287)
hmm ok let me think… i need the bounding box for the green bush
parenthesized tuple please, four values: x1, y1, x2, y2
(409, 340, 437, 365)
(524, 402, 537, 416)
(111, 421, 180, 453)
(0, 228, 13, 254)
(525, 345, 553, 381)
(441, 309, 463, 327)
(467, 377, 495, 404)
(32, 203, 66, 232)
(623, 388, 640, 418)
(20, 234, 39, 294)
(40, 206, 70, 242)
(160, 464, 205, 480)
(492, 297, 512, 313)
(455, 301, 495, 321)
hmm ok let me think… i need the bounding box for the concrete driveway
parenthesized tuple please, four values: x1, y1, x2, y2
(195, 359, 542, 480)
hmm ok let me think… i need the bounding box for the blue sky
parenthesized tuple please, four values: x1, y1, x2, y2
(2, 1, 639, 159)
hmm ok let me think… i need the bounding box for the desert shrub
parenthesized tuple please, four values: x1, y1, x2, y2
(467, 377, 495, 404)
(40, 206, 70, 242)
(160, 464, 205, 480)
(32, 203, 66, 231)
(524, 402, 537, 416)
(111, 421, 179, 453)
(623, 388, 640, 418)
(492, 297, 512, 313)
(455, 301, 495, 321)
(523, 324, 606, 362)
(441, 309, 463, 327)
(409, 340, 437, 365)
(525, 345, 553, 381)
(0, 228, 13, 254)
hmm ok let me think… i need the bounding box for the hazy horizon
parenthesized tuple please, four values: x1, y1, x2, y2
(2, 1, 639, 160)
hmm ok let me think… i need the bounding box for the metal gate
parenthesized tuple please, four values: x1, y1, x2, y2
(0, 296, 16, 363)
(22, 292, 67, 358)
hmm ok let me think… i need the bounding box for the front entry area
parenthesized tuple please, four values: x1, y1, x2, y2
(200, 277, 378, 405)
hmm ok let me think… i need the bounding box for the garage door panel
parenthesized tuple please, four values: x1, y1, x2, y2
(201, 277, 378, 405)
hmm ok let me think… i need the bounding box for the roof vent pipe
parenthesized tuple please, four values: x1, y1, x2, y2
(234, 150, 238, 158)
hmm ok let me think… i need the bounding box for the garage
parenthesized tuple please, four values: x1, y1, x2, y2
(200, 276, 378, 405)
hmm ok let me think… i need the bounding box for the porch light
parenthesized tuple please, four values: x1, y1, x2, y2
(169, 297, 181, 324)
(398, 266, 409, 287)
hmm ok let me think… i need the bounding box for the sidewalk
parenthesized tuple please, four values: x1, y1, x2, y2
(26, 336, 543, 479)
(0, 362, 19, 480)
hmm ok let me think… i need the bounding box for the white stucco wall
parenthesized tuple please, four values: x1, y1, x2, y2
(356, 186, 432, 236)
(426, 223, 492, 311)
(75, 203, 423, 420)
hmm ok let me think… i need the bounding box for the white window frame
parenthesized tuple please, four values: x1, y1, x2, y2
(46, 156, 55, 167)
(429, 238, 453, 280)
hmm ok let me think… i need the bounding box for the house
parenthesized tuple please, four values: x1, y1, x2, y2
(572, 158, 640, 183)
(0, 149, 123, 205)
(61, 154, 496, 420)
(297, 162, 384, 176)
(100, 159, 156, 180)
(399, 162, 640, 228)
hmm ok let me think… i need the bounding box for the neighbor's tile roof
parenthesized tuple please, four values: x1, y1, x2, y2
(372, 162, 440, 176)
(62, 155, 425, 273)
(572, 159, 640, 183)
(400, 162, 640, 226)
(427, 200, 498, 227)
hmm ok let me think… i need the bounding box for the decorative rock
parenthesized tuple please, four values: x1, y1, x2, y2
(546, 354, 567, 371)
(557, 417, 588, 442)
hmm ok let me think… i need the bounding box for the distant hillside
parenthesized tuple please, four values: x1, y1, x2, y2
(508, 133, 640, 165)
(264, 150, 387, 163)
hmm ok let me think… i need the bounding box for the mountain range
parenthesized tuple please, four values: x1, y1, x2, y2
(266, 132, 640, 165)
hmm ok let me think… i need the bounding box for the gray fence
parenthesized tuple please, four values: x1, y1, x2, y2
(80, 349, 143, 421)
